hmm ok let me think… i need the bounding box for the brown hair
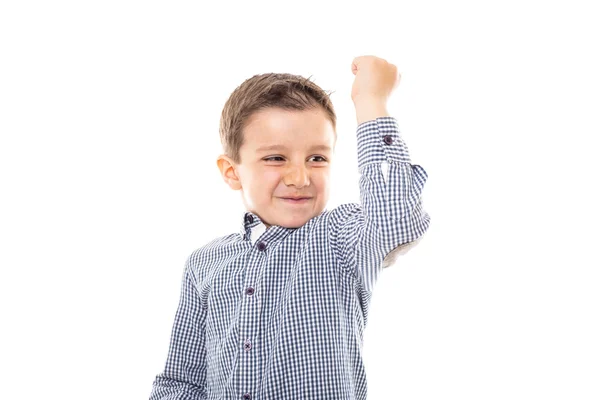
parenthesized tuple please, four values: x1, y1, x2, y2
(219, 73, 337, 164)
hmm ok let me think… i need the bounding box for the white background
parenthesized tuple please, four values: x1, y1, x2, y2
(1, 0, 599, 399)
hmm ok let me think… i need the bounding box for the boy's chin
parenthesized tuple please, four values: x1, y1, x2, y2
(269, 218, 304, 229)
(274, 213, 320, 229)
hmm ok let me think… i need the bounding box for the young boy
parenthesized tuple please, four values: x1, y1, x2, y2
(149, 55, 430, 400)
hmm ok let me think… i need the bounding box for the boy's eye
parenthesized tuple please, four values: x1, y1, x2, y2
(263, 155, 328, 162)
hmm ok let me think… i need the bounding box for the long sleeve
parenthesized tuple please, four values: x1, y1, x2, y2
(330, 116, 431, 293)
(149, 256, 207, 400)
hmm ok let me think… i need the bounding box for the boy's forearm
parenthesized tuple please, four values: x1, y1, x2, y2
(353, 96, 390, 125)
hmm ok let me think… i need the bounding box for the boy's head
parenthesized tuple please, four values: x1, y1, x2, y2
(217, 73, 337, 229)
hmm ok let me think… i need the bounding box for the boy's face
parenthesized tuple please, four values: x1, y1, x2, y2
(217, 107, 336, 229)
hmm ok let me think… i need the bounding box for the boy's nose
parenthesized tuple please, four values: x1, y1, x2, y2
(283, 165, 310, 188)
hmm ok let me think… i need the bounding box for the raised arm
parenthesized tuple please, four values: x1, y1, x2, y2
(330, 56, 431, 293)
(149, 255, 207, 400)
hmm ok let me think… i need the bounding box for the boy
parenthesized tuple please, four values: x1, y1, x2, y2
(149, 55, 431, 400)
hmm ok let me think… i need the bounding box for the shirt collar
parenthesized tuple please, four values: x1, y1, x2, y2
(238, 209, 329, 244)
(238, 211, 292, 245)
(239, 211, 267, 244)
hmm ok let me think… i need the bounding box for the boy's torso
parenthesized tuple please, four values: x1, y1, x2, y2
(188, 205, 377, 400)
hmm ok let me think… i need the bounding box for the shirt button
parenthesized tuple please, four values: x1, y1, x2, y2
(245, 287, 255, 295)
(257, 241, 267, 251)
(243, 394, 251, 400)
(245, 214, 254, 224)
(383, 135, 394, 145)
(244, 339, 251, 351)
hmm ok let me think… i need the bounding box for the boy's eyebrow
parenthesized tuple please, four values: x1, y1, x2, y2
(256, 144, 332, 152)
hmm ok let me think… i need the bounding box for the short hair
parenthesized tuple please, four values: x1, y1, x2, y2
(219, 73, 337, 164)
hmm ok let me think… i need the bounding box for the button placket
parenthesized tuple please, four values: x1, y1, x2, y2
(236, 235, 268, 397)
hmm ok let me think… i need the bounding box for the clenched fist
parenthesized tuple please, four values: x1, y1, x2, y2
(350, 55, 401, 125)
(351, 55, 401, 103)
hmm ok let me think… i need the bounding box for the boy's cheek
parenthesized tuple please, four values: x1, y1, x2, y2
(261, 169, 283, 183)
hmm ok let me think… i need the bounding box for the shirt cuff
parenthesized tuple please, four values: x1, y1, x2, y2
(356, 116, 411, 170)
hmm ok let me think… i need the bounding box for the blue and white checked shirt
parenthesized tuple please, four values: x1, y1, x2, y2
(149, 117, 431, 400)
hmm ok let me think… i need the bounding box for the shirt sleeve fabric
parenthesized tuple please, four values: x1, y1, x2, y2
(149, 255, 207, 400)
(330, 116, 431, 293)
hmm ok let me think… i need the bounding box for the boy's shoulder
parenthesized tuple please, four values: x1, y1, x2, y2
(324, 202, 362, 221)
(186, 231, 240, 262)
(320, 202, 365, 235)
(182, 232, 240, 281)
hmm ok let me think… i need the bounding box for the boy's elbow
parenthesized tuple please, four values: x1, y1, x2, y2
(381, 236, 424, 268)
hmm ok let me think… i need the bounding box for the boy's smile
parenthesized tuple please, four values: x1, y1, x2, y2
(217, 106, 336, 229)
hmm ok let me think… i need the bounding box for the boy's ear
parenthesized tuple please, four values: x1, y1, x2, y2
(216, 154, 242, 190)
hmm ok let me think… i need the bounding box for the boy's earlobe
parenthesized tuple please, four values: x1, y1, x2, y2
(216, 155, 242, 191)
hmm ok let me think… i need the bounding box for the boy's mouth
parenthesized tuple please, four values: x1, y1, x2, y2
(279, 197, 312, 203)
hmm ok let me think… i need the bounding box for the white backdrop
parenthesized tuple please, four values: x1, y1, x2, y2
(1, 0, 599, 399)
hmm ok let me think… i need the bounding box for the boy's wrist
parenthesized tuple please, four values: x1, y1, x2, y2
(353, 96, 390, 125)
